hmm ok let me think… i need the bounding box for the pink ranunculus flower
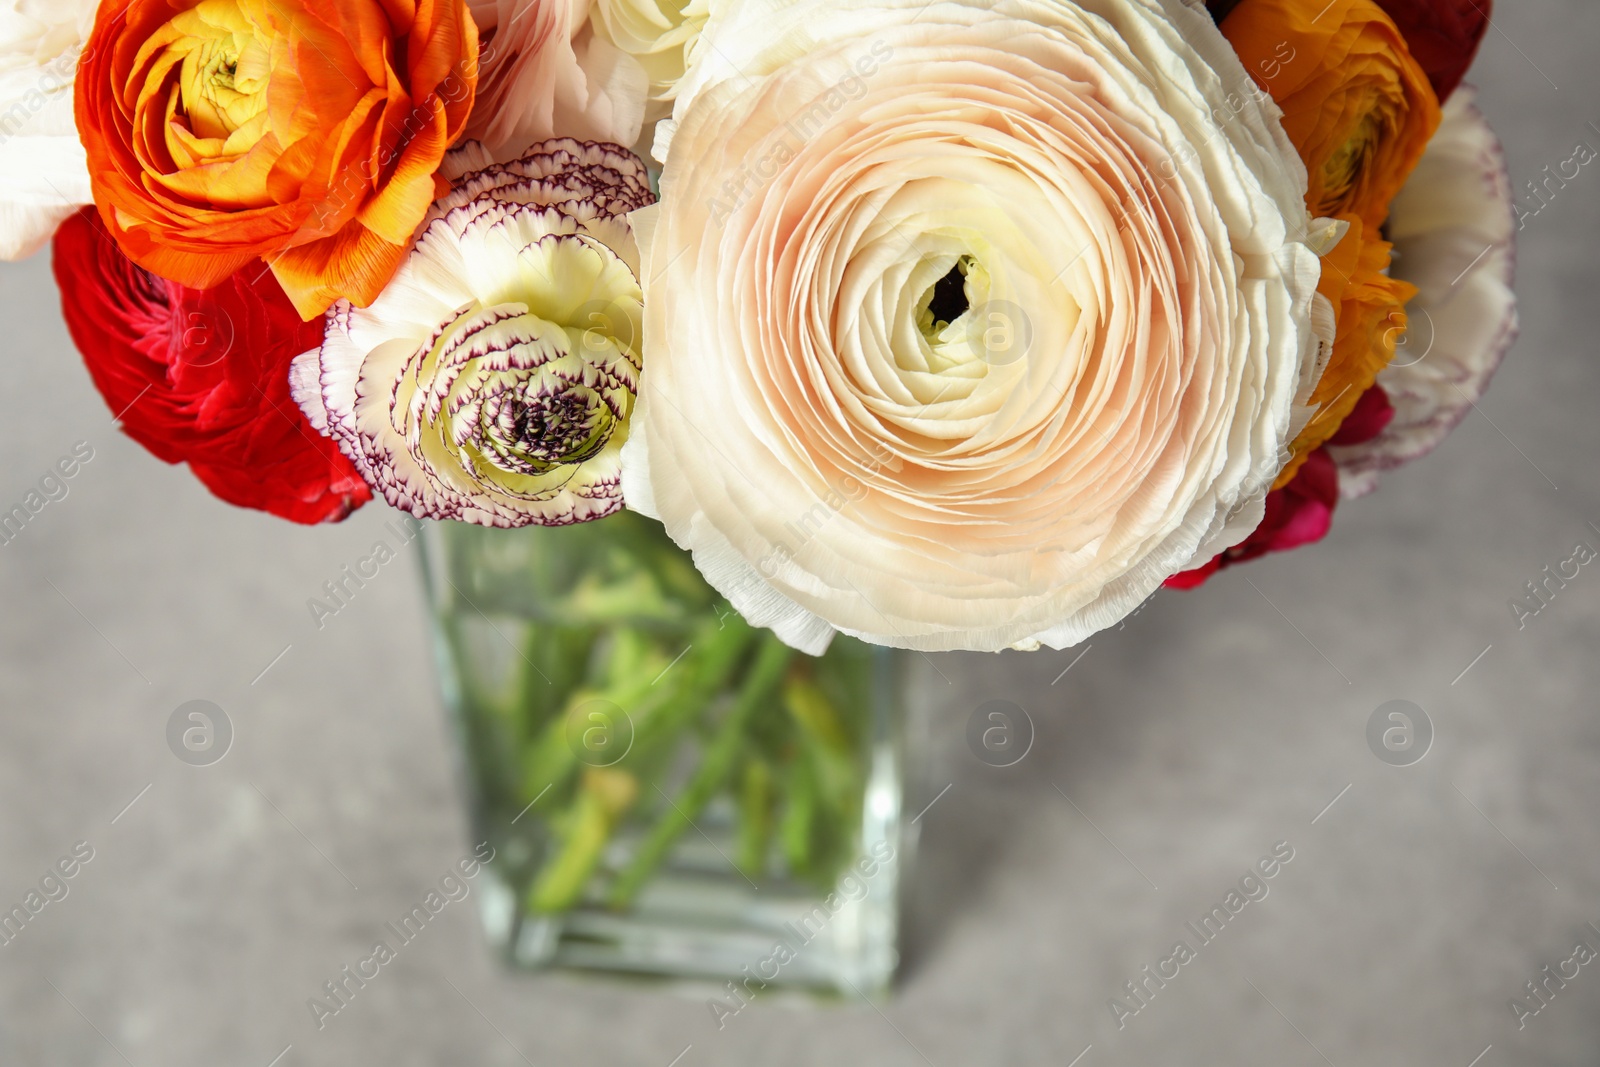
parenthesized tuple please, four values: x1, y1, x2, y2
(622, 0, 1332, 653)
(0, 0, 96, 259)
(463, 0, 649, 164)
(1329, 86, 1519, 498)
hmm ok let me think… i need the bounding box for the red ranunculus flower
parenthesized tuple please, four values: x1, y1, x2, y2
(1167, 386, 1394, 587)
(1325, 380, 1398, 448)
(52, 208, 371, 524)
(1371, 0, 1490, 101)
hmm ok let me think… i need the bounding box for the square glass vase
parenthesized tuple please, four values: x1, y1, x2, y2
(419, 512, 913, 996)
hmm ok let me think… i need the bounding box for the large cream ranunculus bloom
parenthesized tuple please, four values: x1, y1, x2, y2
(0, 0, 95, 260)
(622, 0, 1332, 653)
(1329, 86, 1518, 497)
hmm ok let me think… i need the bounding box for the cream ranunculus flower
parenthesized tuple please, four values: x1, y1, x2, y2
(291, 140, 653, 527)
(464, 0, 648, 163)
(622, 0, 1332, 654)
(0, 0, 95, 259)
(1329, 86, 1519, 497)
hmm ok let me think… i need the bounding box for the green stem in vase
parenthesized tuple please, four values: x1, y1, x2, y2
(515, 611, 757, 913)
(515, 627, 674, 806)
(780, 673, 866, 885)
(780, 748, 820, 881)
(735, 755, 775, 880)
(607, 635, 794, 908)
(528, 767, 640, 913)
(627, 614, 756, 759)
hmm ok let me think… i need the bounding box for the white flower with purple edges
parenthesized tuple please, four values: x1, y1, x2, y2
(291, 139, 654, 527)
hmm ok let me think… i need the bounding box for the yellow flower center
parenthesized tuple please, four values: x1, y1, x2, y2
(1320, 110, 1383, 211)
(158, 0, 273, 168)
(181, 35, 263, 138)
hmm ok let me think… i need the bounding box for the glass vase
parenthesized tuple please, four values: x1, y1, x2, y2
(418, 511, 911, 996)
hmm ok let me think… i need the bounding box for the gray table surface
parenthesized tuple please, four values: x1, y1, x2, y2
(4, 6, 1598, 1064)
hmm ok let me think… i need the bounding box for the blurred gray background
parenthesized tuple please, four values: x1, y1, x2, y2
(3, 4, 1598, 1065)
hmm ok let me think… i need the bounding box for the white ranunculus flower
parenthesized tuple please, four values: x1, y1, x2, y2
(292, 140, 653, 527)
(1329, 86, 1519, 498)
(0, 0, 95, 260)
(622, 0, 1330, 653)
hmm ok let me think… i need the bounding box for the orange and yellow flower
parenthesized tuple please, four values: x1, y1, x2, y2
(1223, 0, 1440, 230)
(75, 0, 479, 319)
(1224, 0, 1436, 482)
(1277, 215, 1415, 486)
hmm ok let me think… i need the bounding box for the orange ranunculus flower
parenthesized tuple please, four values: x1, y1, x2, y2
(75, 0, 478, 319)
(1223, 0, 1440, 230)
(1275, 215, 1415, 486)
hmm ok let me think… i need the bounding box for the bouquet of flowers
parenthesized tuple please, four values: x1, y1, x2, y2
(4, 0, 1514, 981)
(7, 0, 1512, 646)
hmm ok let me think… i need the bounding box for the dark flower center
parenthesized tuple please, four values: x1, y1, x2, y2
(926, 257, 972, 328)
(491, 386, 610, 472)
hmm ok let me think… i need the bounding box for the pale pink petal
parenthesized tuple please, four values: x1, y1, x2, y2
(464, 0, 648, 163)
